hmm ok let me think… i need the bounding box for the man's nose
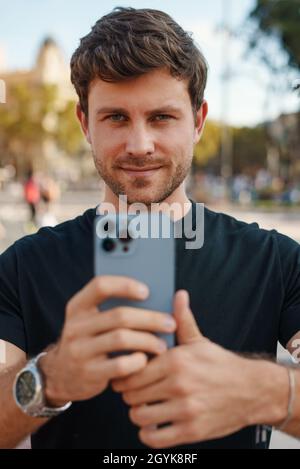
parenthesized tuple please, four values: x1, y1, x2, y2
(124, 123, 155, 155)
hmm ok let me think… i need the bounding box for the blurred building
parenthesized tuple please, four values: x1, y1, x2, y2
(0, 37, 75, 102)
(0, 38, 86, 179)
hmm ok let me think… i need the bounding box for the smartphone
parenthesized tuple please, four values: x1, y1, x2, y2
(94, 211, 175, 355)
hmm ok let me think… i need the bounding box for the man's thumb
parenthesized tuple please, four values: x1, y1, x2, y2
(174, 290, 204, 345)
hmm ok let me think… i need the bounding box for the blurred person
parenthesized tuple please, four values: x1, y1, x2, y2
(254, 168, 272, 192)
(37, 175, 60, 227)
(23, 169, 40, 227)
(0, 7, 300, 451)
(290, 187, 300, 205)
(232, 174, 254, 205)
(39, 174, 60, 209)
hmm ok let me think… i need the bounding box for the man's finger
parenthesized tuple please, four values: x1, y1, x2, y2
(88, 352, 148, 381)
(130, 397, 191, 428)
(122, 378, 170, 406)
(67, 275, 149, 314)
(75, 329, 168, 358)
(111, 353, 166, 392)
(174, 290, 204, 345)
(71, 307, 177, 336)
(139, 421, 190, 449)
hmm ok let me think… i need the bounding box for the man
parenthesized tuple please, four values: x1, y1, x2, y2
(0, 7, 300, 450)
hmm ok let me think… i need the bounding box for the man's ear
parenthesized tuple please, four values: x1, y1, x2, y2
(76, 103, 91, 144)
(193, 100, 208, 145)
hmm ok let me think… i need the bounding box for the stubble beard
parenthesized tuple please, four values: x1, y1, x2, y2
(93, 151, 193, 206)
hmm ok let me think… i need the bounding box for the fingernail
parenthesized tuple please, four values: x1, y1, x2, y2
(138, 284, 149, 298)
(165, 317, 176, 330)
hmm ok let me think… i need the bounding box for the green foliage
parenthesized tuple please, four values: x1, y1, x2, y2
(0, 83, 55, 142)
(232, 125, 267, 173)
(0, 83, 84, 173)
(248, 1, 300, 179)
(56, 101, 84, 155)
(193, 120, 268, 173)
(193, 120, 221, 166)
(0, 83, 57, 172)
(249, 0, 300, 70)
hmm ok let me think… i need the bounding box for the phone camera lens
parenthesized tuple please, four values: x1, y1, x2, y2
(102, 238, 116, 252)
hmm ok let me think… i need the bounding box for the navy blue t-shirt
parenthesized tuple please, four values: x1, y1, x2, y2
(0, 202, 300, 449)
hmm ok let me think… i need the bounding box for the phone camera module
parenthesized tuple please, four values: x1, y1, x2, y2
(102, 238, 116, 252)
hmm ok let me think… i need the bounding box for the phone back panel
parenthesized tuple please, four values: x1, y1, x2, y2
(94, 212, 175, 349)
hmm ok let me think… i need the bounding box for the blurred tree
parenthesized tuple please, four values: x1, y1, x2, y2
(193, 120, 222, 167)
(249, 0, 300, 71)
(248, 0, 300, 181)
(56, 101, 84, 155)
(232, 126, 267, 174)
(193, 120, 267, 174)
(0, 83, 57, 175)
(0, 84, 84, 177)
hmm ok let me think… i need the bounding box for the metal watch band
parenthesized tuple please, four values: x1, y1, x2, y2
(33, 352, 72, 417)
(14, 351, 72, 418)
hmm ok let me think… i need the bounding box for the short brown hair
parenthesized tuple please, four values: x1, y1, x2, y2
(70, 7, 208, 118)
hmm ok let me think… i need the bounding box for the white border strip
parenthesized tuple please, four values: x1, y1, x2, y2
(0, 79, 6, 103)
(0, 340, 6, 364)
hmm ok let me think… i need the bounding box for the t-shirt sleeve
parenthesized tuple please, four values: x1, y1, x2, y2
(275, 231, 300, 348)
(0, 244, 27, 352)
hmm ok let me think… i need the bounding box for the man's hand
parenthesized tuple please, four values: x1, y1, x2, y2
(39, 276, 177, 406)
(112, 290, 285, 448)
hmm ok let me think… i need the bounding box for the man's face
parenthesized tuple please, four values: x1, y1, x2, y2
(78, 68, 207, 205)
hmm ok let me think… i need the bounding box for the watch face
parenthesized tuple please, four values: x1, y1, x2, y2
(16, 370, 36, 406)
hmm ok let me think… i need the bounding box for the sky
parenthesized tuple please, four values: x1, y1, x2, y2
(0, 0, 299, 126)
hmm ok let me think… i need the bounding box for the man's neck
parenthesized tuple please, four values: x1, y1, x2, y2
(98, 185, 191, 221)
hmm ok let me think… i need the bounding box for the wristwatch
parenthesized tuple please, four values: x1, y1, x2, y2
(13, 352, 72, 418)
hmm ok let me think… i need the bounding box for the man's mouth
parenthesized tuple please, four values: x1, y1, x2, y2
(119, 166, 163, 177)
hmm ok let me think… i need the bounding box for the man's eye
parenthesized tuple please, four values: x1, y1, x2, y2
(154, 115, 173, 121)
(108, 114, 126, 122)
